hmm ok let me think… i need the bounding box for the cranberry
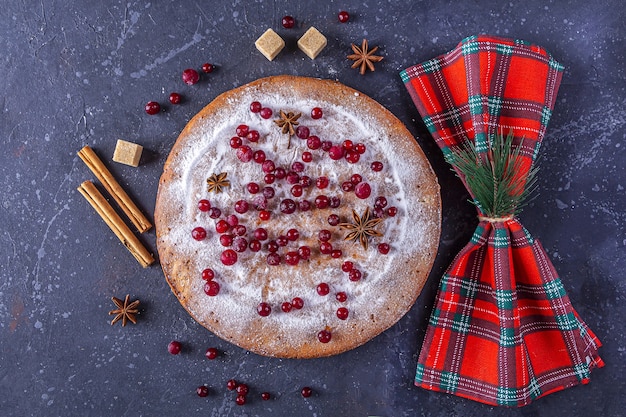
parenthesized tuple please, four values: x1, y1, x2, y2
(196, 385, 209, 397)
(375, 196, 388, 208)
(387, 206, 398, 216)
(307, 135, 321, 150)
(198, 199, 211, 212)
(336, 307, 349, 320)
(192, 227, 207, 241)
(259, 210, 271, 221)
(219, 234, 233, 247)
(275, 167, 287, 179)
(249, 240, 261, 252)
(311, 107, 323, 119)
(336, 291, 348, 302)
(329, 196, 341, 208)
(327, 214, 340, 226)
(247, 182, 260, 194)
(205, 347, 218, 360)
(234, 200, 249, 214)
(291, 184, 303, 197)
(286, 171, 300, 184)
(236, 145, 253, 162)
(298, 200, 312, 211)
(235, 395, 246, 406)
(378, 243, 390, 254)
(331, 249, 343, 259)
(230, 136, 242, 148)
(342, 140, 354, 150)
(296, 125, 310, 139)
(182, 68, 200, 85)
(328, 145, 344, 160)
(338, 10, 350, 23)
(167, 340, 182, 355)
(232, 237, 248, 252)
(292, 297, 304, 309)
(318, 229, 331, 242)
(145, 101, 160, 115)
(282, 15, 295, 28)
(354, 182, 371, 199)
(280, 199, 297, 214)
(316, 176, 329, 189)
(261, 392, 271, 401)
(319, 241, 333, 254)
(321, 141, 333, 151)
(253, 150, 266, 164)
(298, 246, 311, 260)
(257, 302, 272, 316)
(209, 207, 222, 219)
(264, 174, 275, 184)
(371, 161, 384, 172)
(236, 384, 249, 395)
(266, 240, 279, 253)
(202, 62, 214, 73)
(342, 261, 354, 272)
(276, 235, 288, 247)
(291, 161, 305, 173)
(302, 152, 313, 163)
(262, 160, 276, 173)
(227, 379, 238, 390)
(345, 151, 360, 164)
(355, 143, 367, 154)
(250, 101, 262, 113)
(202, 268, 215, 281)
(349, 269, 362, 281)
(314, 195, 330, 209)
(252, 195, 268, 210)
(341, 181, 355, 192)
(254, 228, 268, 241)
(301, 386, 313, 398)
(266, 253, 281, 265)
(281, 301, 293, 312)
(350, 174, 363, 184)
(316, 282, 330, 296)
(247, 130, 260, 142)
(169, 92, 182, 104)
(317, 329, 332, 343)
(260, 107, 273, 119)
(221, 249, 238, 266)
(286, 228, 300, 241)
(285, 251, 300, 266)
(215, 220, 230, 234)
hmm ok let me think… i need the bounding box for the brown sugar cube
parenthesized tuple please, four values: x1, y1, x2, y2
(255, 29, 285, 61)
(297, 27, 327, 59)
(112, 139, 143, 167)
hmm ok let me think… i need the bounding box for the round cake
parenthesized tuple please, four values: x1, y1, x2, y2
(155, 75, 441, 358)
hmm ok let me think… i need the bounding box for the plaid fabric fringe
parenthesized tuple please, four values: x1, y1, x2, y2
(401, 35, 603, 406)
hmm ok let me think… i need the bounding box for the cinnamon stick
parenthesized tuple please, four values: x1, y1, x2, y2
(77, 145, 152, 233)
(77, 180, 155, 268)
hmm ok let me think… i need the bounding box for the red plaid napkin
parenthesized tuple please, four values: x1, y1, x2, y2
(401, 35, 603, 406)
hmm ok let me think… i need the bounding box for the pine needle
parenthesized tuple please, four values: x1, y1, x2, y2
(444, 131, 538, 218)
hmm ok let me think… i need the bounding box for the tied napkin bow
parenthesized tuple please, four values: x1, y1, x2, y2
(401, 35, 603, 406)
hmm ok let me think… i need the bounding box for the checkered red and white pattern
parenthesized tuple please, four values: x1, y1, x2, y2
(401, 35, 603, 406)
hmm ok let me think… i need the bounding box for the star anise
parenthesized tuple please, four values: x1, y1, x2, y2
(338, 207, 383, 250)
(274, 110, 301, 148)
(347, 39, 384, 75)
(206, 172, 230, 193)
(109, 294, 140, 327)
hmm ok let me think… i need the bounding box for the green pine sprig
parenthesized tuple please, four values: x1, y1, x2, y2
(444, 131, 538, 218)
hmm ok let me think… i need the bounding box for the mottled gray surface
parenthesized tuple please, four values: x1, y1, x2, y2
(1, 1, 624, 416)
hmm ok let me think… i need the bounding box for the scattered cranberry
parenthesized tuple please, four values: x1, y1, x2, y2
(230, 136, 242, 148)
(275, 167, 287, 180)
(302, 152, 313, 163)
(167, 340, 182, 355)
(319, 241, 333, 254)
(276, 235, 288, 247)
(254, 228, 268, 241)
(262, 186, 275, 200)
(259, 107, 273, 119)
(232, 237, 248, 252)
(286, 228, 300, 241)
(341, 261, 354, 272)
(280, 199, 297, 214)
(378, 243, 390, 254)
(235, 225, 247, 236)
(349, 269, 362, 281)
(336, 291, 348, 302)
(209, 207, 222, 219)
(169, 92, 182, 104)
(338, 10, 350, 23)
(328, 214, 340, 226)
(182, 68, 200, 85)
(235, 395, 246, 405)
(286, 171, 300, 184)
(264, 173, 275, 184)
(298, 246, 311, 260)
(314, 195, 330, 209)
(219, 234, 233, 247)
(316, 176, 329, 189)
(328, 145, 344, 160)
(247, 130, 260, 142)
(267, 252, 281, 266)
(336, 307, 349, 320)
(202, 62, 214, 73)
(226, 214, 239, 227)
(291, 184, 303, 197)
(196, 385, 209, 397)
(329, 196, 341, 208)
(247, 182, 260, 194)
(204, 281, 219, 297)
(341, 181, 355, 192)
(292, 297, 304, 309)
(318, 229, 331, 242)
(354, 182, 371, 199)
(257, 302, 272, 316)
(355, 143, 367, 154)
(221, 249, 238, 266)
(298, 200, 312, 211)
(236, 145, 254, 162)
(145, 101, 160, 115)
(331, 249, 343, 259)
(307, 135, 322, 150)
(371, 161, 384, 172)
(236, 124, 249, 137)
(261, 392, 271, 401)
(266, 240, 279, 253)
(262, 160, 276, 173)
(321, 141, 333, 151)
(259, 210, 271, 221)
(282, 15, 295, 28)
(227, 379, 238, 390)
(296, 125, 310, 139)
(316, 282, 330, 296)
(202, 268, 215, 281)
(250, 101, 262, 113)
(301, 386, 313, 398)
(205, 347, 218, 360)
(345, 151, 360, 164)
(234, 200, 249, 214)
(387, 206, 398, 217)
(311, 107, 323, 119)
(281, 301, 293, 312)
(215, 220, 230, 234)
(317, 329, 332, 343)
(198, 199, 211, 212)
(375, 196, 388, 208)
(350, 174, 363, 184)
(249, 240, 261, 252)
(192, 227, 207, 241)
(236, 383, 249, 396)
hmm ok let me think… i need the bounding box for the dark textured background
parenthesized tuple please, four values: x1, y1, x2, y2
(1, 1, 624, 416)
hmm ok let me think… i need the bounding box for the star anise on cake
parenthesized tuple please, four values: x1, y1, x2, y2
(109, 295, 140, 327)
(274, 110, 301, 148)
(339, 207, 383, 250)
(347, 39, 384, 75)
(206, 172, 230, 193)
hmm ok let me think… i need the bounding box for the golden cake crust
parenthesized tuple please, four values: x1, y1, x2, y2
(155, 75, 441, 358)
